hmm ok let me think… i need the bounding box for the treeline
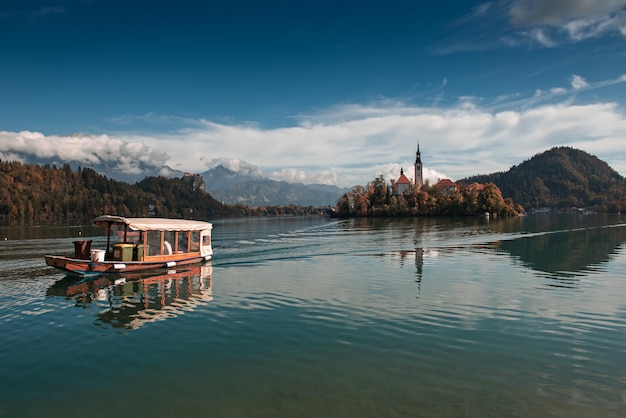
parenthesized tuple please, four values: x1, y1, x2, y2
(226, 204, 327, 217)
(0, 161, 228, 222)
(0, 160, 328, 223)
(333, 175, 521, 217)
(463, 147, 626, 212)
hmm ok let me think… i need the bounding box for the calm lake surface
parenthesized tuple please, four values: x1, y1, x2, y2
(1, 214, 626, 417)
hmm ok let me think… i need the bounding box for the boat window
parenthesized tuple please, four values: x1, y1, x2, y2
(163, 231, 175, 255)
(146, 231, 161, 256)
(110, 225, 140, 244)
(178, 231, 190, 253)
(190, 231, 200, 252)
(202, 234, 211, 247)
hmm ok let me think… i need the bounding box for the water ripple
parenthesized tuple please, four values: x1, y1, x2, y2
(1, 216, 626, 417)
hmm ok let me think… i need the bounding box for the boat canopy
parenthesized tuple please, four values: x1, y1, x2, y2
(92, 215, 212, 232)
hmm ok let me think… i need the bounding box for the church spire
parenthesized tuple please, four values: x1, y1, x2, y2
(414, 140, 423, 189)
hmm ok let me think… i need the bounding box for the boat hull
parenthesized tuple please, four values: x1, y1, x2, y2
(45, 254, 211, 275)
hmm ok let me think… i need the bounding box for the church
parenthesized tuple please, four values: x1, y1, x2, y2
(396, 143, 423, 194)
(395, 143, 458, 194)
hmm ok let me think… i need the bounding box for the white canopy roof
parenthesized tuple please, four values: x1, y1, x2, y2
(92, 215, 212, 232)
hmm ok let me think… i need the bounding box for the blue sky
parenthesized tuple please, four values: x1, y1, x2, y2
(1, 0, 626, 187)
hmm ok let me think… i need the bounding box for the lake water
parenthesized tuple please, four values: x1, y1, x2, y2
(1, 214, 626, 417)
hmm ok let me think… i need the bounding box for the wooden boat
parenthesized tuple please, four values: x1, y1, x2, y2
(45, 215, 213, 275)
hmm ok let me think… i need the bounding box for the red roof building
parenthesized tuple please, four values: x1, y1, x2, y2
(435, 178, 458, 193)
(468, 182, 485, 191)
(396, 168, 411, 194)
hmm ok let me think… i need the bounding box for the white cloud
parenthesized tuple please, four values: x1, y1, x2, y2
(510, 0, 626, 27)
(0, 152, 24, 162)
(383, 164, 449, 187)
(509, 0, 626, 44)
(0, 131, 170, 175)
(128, 90, 626, 185)
(269, 168, 339, 185)
(571, 74, 588, 89)
(550, 87, 567, 94)
(202, 158, 264, 177)
(3, 75, 626, 188)
(437, 0, 626, 53)
(529, 28, 556, 46)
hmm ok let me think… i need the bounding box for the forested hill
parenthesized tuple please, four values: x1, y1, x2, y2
(0, 160, 228, 222)
(462, 147, 626, 212)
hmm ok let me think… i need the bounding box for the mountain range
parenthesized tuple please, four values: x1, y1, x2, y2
(3, 146, 625, 211)
(8, 154, 349, 207)
(201, 164, 349, 207)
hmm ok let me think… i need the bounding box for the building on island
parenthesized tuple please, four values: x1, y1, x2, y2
(396, 168, 411, 194)
(394, 142, 463, 194)
(394, 142, 424, 195)
(414, 142, 423, 190)
(434, 178, 458, 193)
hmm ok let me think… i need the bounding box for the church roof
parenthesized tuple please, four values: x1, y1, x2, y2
(435, 178, 457, 188)
(397, 172, 411, 184)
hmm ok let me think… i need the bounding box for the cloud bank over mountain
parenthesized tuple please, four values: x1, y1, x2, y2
(0, 131, 177, 179)
(201, 158, 264, 178)
(2, 73, 626, 187)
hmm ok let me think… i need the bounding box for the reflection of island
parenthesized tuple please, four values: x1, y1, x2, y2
(498, 224, 626, 284)
(46, 265, 213, 330)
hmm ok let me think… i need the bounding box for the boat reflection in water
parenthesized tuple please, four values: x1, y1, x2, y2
(47, 264, 213, 330)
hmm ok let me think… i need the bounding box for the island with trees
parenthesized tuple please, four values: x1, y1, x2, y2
(332, 176, 521, 218)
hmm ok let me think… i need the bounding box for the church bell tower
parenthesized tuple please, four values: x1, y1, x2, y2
(414, 142, 423, 189)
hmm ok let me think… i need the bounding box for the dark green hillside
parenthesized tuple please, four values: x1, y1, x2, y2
(0, 160, 227, 223)
(462, 147, 626, 212)
(135, 175, 224, 219)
